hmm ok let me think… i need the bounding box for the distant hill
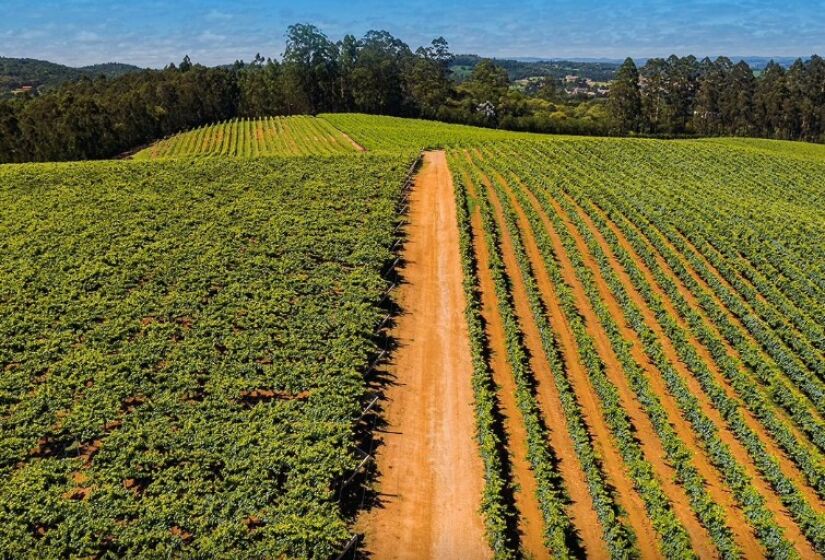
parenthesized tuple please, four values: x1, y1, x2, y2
(0, 57, 143, 96)
(2, 54, 808, 98)
(450, 54, 808, 83)
(450, 55, 620, 82)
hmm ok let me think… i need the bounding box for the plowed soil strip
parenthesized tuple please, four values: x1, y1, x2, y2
(469, 170, 609, 558)
(359, 151, 491, 560)
(490, 180, 660, 558)
(550, 191, 766, 556)
(590, 200, 824, 447)
(505, 175, 717, 558)
(322, 117, 368, 152)
(578, 199, 821, 558)
(464, 172, 548, 559)
(340, 130, 367, 152)
(578, 195, 825, 508)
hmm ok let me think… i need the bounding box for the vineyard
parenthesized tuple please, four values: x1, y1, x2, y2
(133, 116, 364, 159)
(0, 154, 412, 557)
(1, 113, 824, 559)
(444, 138, 825, 558)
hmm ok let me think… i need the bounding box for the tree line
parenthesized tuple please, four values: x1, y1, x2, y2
(609, 55, 825, 141)
(0, 24, 612, 163)
(1, 23, 823, 163)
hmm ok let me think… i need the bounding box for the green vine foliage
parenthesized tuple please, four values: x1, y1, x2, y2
(3, 113, 825, 559)
(0, 154, 413, 558)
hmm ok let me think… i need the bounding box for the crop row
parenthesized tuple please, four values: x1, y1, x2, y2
(522, 141, 825, 459)
(133, 116, 358, 159)
(463, 160, 579, 556)
(500, 141, 825, 553)
(449, 158, 638, 558)
(475, 150, 755, 559)
(451, 137, 825, 558)
(457, 148, 707, 557)
(565, 141, 825, 386)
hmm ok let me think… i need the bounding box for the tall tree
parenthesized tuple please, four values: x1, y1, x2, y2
(608, 57, 642, 133)
(720, 60, 756, 135)
(336, 34, 359, 110)
(640, 55, 699, 133)
(282, 23, 339, 113)
(640, 57, 667, 132)
(800, 55, 825, 140)
(664, 54, 699, 133)
(693, 57, 730, 135)
(238, 58, 285, 117)
(458, 59, 509, 124)
(754, 61, 788, 138)
(407, 38, 453, 117)
(351, 30, 413, 114)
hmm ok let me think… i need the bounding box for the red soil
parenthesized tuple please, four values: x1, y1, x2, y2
(493, 176, 662, 559)
(464, 171, 550, 559)
(581, 197, 821, 558)
(477, 171, 610, 558)
(359, 151, 491, 560)
(551, 191, 765, 557)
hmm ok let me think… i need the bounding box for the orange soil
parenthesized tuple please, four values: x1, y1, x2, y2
(321, 118, 367, 152)
(694, 235, 771, 308)
(491, 175, 662, 559)
(475, 173, 610, 557)
(549, 191, 765, 557)
(595, 201, 825, 499)
(359, 151, 491, 560)
(582, 196, 824, 485)
(268, 120, 284, 153)
(503, 173, 725, 558)
(277, 120, 300, 155)
(593, 202, 823, 439)
(674, 229, 825, 423)
(213, 129, 224, 153)
(463, 172, 549, 559)
(578, 198, 822, 558)
(339, 130, 367, 152)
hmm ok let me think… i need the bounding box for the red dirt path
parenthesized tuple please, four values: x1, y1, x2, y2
(358, 151, 491, 560)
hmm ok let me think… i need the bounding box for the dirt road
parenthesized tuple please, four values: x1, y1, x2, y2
(359, 151, 492, 560)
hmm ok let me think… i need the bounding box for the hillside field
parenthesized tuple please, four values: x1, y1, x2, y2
(133, 116, 364, 159)
(1, 114, 823, 559)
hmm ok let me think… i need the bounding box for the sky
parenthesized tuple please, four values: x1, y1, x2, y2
(1, 0, 824, 68)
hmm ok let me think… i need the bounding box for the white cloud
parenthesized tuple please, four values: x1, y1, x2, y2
(197, 30, 226, 43)
(76, 30, 100, 42)
(205, 9, 232, 22)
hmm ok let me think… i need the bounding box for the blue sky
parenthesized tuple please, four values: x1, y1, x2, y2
(1, 0, 823, 67)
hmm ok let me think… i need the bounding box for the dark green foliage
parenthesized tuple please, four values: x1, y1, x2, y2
(0, 25, 614, 164)
(0, 57, 142, 96)
(621, 54, 825, 142)
(0, 65, 238, 163)
(608, 58, 642, 133)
